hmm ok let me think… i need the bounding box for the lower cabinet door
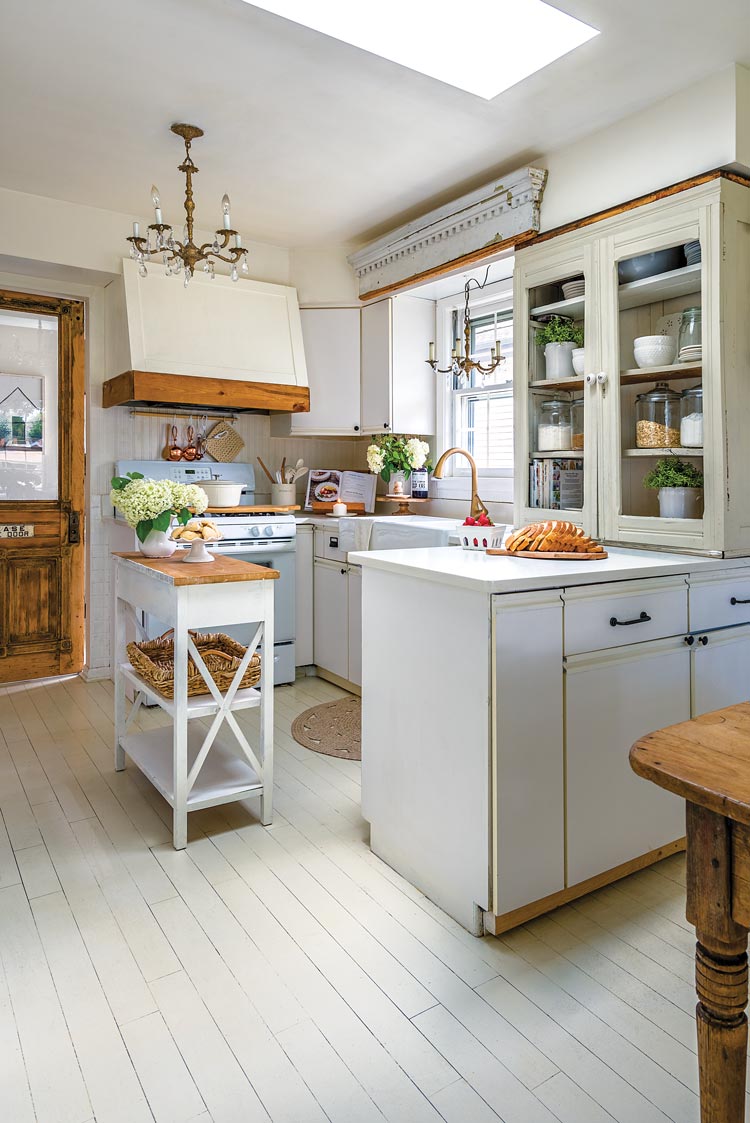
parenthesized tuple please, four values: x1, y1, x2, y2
(313, 560, 348, 680)
(347, 565, 362, 687)
(692, 624, 750, 716)
(565, 636, 690, 886)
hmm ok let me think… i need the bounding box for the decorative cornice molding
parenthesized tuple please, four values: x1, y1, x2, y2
(348, 166, 547, 296)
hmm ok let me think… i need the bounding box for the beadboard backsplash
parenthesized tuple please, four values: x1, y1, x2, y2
(103, 409, 369, 503)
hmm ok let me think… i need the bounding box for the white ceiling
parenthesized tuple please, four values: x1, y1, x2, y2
(1, 0, 749, 249)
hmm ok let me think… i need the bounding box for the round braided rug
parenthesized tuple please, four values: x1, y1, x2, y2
(291, 697, 361, 760)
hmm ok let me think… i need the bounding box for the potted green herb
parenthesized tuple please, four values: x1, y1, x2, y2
(534, 316, 584, 380)
(643, 456, 704, 519)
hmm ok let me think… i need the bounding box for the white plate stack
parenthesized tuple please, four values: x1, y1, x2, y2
(679, 344, 702, 363)
(684, 240, 701, 267)
(561, 277, 585, 300)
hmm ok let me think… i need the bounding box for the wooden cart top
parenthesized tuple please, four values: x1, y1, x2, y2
(630, 702, 750, 824)
(113, 552, 279, 587)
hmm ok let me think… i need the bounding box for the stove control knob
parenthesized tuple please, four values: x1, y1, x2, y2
(263, 525, 274, 537)
(250, 526, 260, 538)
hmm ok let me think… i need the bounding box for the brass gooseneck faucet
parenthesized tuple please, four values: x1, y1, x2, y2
(432, 447, 489, 521)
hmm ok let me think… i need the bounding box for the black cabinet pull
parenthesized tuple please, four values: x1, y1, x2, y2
(340, 568, 347, 575)
(383, 423, 390, 429)
(354, 425, 360, 432)
(609, 610, 651, 627)
(685, 635, 695, 646)
(731, 596, 750, 605)
(699, 635, 709, 646)
(329, 536, 338, 548)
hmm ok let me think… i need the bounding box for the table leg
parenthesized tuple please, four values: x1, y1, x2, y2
(260, 582, 274, 827)
(172, 602, 188, 850)
(686, 803, 749, 1123)
(114, 593, 126, 771)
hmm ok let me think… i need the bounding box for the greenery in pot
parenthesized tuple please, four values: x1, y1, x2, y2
(642, 457, 704, 490)
(534, 316, 584, 349)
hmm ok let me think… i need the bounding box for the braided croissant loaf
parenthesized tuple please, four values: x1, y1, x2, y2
(505, 520, 604, 554)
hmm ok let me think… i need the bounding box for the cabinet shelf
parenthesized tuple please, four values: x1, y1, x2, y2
(532, 450, 584, 459)
(530, 377, 584, 392)
(622, 448, 703, 458)
(528, 263, 702, 323)
(530, 295, 585, 320)
(620, 362, 701, 387)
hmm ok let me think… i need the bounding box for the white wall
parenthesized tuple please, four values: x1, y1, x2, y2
(290, 246, 360, 304)
(538, 65, 746, 234)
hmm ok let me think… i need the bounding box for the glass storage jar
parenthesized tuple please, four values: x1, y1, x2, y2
(680, 384, 703, 447)
(635, 382, 681, 448)
(537, 399, 572, 452)
(571, 397, 584, 450)
(677, 306, 702, 362)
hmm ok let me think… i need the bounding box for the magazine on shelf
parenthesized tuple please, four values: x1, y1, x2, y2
(529, 459, 583, 511)
(304, 470, 377, 512)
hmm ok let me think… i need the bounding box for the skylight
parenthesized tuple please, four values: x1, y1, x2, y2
(244, 0, 599, 100)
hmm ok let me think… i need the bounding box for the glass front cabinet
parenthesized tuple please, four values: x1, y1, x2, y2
(514, 175, 750, 555)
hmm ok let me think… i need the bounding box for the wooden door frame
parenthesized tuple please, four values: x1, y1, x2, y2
(0, 288, 85, 677)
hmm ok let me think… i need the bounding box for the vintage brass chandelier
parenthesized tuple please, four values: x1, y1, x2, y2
(426, 274, 504, 382)
(126, 123, 249, 287)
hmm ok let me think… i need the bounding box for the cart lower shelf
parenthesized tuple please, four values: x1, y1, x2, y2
(120, 726, 263, 811)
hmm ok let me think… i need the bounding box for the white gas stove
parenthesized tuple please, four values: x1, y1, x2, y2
(114, 460, 297, 683)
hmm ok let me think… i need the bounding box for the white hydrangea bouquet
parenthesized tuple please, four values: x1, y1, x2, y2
(365, 434, 431, 485)
(110, 471, 208, 543)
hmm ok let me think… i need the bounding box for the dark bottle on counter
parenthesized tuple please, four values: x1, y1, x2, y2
(411, 467, 429, 499)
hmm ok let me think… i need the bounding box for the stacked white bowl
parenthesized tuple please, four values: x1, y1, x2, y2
(633, 335, 676, 369)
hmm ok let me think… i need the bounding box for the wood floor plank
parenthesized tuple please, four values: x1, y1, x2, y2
(120, 1011, 208, 1123)
(32, 891, 155, 1123)
(149, 970, 271, 1123)
(0, 953, 36, 1123)
(16, 840, 61, 898)
(430, 1078, 505, 1123)
(276, 1018, 386, 1123)
(0, 884, 92, 1123)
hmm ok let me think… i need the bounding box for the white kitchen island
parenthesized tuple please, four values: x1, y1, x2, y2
(354, 545, 750, 935)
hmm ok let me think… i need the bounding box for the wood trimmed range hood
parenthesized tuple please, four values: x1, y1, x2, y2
(103, 258, 310, 414)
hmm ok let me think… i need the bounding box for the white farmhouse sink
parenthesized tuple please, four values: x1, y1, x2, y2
(367, 516, 462, 551)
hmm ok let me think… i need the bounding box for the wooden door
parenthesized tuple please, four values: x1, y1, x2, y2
(565, 636, 690, 884)
(0, 290, 85, 683)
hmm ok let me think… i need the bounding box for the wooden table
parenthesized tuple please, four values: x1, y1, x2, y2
(631, 703, 750, 1123)
(113, 552, 278, 849)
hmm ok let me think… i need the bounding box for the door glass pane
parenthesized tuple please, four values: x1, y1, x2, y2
(0, 310, 58, 500)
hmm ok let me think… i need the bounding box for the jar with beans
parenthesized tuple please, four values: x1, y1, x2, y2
(635, 382, 681, 448)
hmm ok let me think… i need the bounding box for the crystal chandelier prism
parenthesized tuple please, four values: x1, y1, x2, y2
(127, 124, 249, 287)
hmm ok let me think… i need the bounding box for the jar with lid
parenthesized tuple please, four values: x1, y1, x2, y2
(570, 397, 584, 451)
(678, 306, 702, 361)
(635, 382, 681, 448)
(680, 384, 703, 447)
(537, 399, 572, 452)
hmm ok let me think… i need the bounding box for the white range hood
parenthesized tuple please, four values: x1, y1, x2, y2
(103, 258, 309, 413)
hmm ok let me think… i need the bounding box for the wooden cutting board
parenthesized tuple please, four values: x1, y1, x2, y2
(486, 548, 608, 560)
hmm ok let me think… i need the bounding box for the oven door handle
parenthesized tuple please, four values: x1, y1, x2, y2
(223, 541, 296, 558)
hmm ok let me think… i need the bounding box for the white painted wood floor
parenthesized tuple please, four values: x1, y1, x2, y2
(0, 673, 714, 1123)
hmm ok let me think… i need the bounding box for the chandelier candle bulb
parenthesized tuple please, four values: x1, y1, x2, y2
(234, 232, 242, 248)
(222, 194, 231, 229)
(428, 342, 436, 363)
(151, 185, 162, 224)
(132, 221, 140, 237)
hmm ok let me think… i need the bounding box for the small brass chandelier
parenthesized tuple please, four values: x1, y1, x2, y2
(127, 123, 249, 287)
(427, 274, 504, 383)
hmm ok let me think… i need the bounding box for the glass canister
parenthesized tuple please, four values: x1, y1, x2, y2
(635, 382, 681, 448)
(680, 384, 703, 447)
(571, 397, 584, 450)
(677, 306, 702, 362)
(537, 399, 572, 452)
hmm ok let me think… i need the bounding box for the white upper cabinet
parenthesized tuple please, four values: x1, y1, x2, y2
(361, 295, 436, 435)
(514, 175, 750, 555)
(286, 308, 361, 436)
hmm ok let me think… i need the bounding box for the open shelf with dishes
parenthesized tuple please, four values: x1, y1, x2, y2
(515, 173, 750, 554)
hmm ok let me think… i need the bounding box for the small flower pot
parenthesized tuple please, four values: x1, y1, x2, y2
(138, 529, 177, 558)
(544, 342, 576, 380)
(657, 487, 703, 519)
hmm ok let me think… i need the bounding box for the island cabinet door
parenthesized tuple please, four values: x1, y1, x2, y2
(691, 624, 750, 717)
(492, 590, 565, 916)
(565, 635, 690, 887)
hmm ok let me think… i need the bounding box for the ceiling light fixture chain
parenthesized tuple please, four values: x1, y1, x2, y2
(126, 123, 250, 286)
(426, 266, 505, 383)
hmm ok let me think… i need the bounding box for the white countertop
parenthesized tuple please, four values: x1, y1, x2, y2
(351, 544, 745, 593)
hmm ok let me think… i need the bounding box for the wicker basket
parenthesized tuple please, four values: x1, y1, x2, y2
(127, 629, 261, 699)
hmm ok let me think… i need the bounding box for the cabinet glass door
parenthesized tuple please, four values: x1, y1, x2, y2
(601, 211, 707, 549)
(514, 243, 599, 535)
